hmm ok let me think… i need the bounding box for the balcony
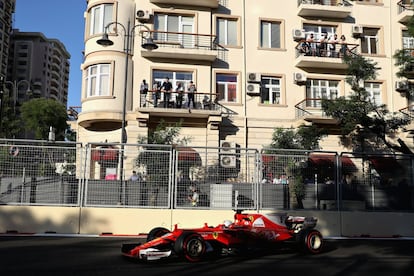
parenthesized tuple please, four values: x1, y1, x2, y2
(295, 98, 339, 127)
(297, 0, 352, 19)
(141, 31, 222, 62)
(149, 0, 219, 8)
(397, 0, 414, 24)
(295, 40, 359, 72)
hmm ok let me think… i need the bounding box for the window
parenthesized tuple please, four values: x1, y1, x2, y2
(216, 73, 238, 103)
(154, 14, 194, 47)
(85, 64, 110, 97)
(303, 24, 337, 42)
(260, 21, 281, 49)
(261, 76, 281, 104)
(361, 28, 379, 54)
(89, 4, 113, 36)
(152, 70, 193, 89)
(402, 30, 414, 49)
(306, 79, 339, 107)
(217, 17, 238, 46)
(364, 82, 381, 105)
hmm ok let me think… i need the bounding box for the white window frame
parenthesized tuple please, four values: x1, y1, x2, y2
(306, 79, 339, 107)
(402, 30, 414, 49)
(260, 21, 281, 49)
(261, 76, 281, 104)
(154, 14, 194, 46)
(303, 24, 336, 42)
(364, 82, 382, 105)
(361, 28, 379, 55)
(216, 73, 238, 103)
(86, 64, 110, 97)
(89, 4, 113, 36)
(217, 17, 238, 46)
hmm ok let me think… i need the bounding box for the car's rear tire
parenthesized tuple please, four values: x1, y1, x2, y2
(298, 229, 323, 254)
(174, 231, 206, 262)
(146, 227, 170, 242)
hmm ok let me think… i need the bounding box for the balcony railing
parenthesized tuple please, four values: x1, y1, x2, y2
(398, 0, 414, 23)
(297, 0, 352, 18)
(295, 40, 359, 70)
(294, 98, 339, 124)
(141, 30, 223, 61)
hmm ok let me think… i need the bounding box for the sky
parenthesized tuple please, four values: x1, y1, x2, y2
(14, 0, 87, 108)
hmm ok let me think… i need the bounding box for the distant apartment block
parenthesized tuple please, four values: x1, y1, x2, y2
(0, 0, 15, 79)
(7, 29, 70, 109)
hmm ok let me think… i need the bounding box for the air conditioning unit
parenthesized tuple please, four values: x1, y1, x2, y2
(136, 10, 152, 22)
(246, 83, 261, 94)
(396, 80, 409, 92)
(220, 141, 236, 154)
(247, 72, 261, 82)
(293, 29, 306, 41)
(352, 25, 363, 37)
(294, 72, 307, 84)
(220, 155, 237, 168)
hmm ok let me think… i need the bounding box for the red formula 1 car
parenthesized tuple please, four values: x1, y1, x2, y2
(122, 210, 323, 262)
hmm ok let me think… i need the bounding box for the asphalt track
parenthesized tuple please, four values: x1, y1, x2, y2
(1, 236, 414, 276)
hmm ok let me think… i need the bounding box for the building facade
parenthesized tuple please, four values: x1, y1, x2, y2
(78, 0, 414, 156)
(0, 0, 15, 80)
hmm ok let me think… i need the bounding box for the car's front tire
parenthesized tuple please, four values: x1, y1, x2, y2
(174, 231, 206, 262)
(146, 227, 170, 242)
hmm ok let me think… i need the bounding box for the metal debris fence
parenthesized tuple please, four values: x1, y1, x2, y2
(1, 139, 413, 212)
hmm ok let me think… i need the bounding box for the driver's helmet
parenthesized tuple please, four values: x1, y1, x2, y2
(223, 220, 232, 228)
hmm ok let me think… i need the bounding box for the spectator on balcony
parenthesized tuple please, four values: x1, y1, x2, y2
(161, 77, 173, 108)
(139, 79, 148, 107)
(318, 33, 328, 57)
(152, 81, 161, 107)
(328, 34, 339, 57)
(306, 33, 317, 56)
(339, 34, 348, 57)
(175, 82, 184, 108)
(187, 80, 197, 109)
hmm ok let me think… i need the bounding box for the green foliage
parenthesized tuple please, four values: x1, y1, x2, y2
(137, 119, 190, 145)
(322, 53, 411, 153)
(135, 119, 191, 189)
(270, 126, 326, 150)
(0, 93, 22, 138)
(20, 98, 68, 140)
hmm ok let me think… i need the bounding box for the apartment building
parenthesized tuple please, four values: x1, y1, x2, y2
(78, 0, 413, 152)
(7, 30, 70, 106)
(0, 0, 15, 80)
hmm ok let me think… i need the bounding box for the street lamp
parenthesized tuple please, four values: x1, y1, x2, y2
(96, 18, 157, 203)
(0, 77, 31, 134)
(4, 79, 32, 114)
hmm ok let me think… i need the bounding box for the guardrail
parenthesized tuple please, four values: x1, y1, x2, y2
(1, 140, 413, 212)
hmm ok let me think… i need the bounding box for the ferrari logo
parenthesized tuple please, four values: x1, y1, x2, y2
(213, 232, 218, 239)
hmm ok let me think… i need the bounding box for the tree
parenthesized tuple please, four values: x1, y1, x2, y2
(0, 92, 22, 138)
(135, 119, 191, 205)
(269, 126, 326, 151)
(20, 98, 68, 140)
(268, 126, 326, 209)
(322, 53, 412, 154)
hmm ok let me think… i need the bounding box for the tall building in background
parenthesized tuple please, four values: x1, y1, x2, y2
(78, 0, 414, 160)
(0, 0, 15, 80)
(7, 29, 70, 108)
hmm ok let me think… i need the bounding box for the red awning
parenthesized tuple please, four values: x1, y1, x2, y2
(309, 154, 356, 171)
(175, 146, 202, 165)
(262, 155, 277, 164)
(369, 157, 401, 172)
(91, 146, 119, 162)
